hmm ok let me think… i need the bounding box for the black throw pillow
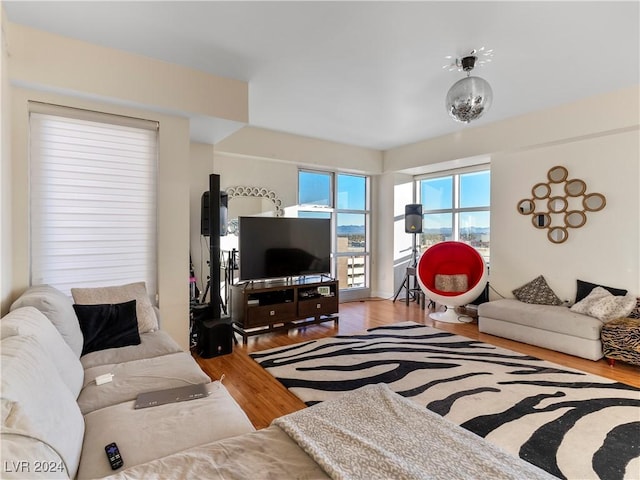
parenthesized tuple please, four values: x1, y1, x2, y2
(575, 279, 628, 304)
(73, 299, 141, 355)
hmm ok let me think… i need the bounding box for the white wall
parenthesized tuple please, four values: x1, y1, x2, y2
(197, 127, 385, 299)
(9, 87, 192, 349)
(384, 87, 639, 174)
(3, 15, 638, 329)
(216, 126, 383, 174)
(0, 4, 11, 315)
(384, 86, 640, 299)
(189, 145, 303, 300)
(189, 143, 215, 300)
(7, 22, 247, 124)
(372, 172, 413, 298)
(3, 21, 248, 349)
(491, 129, 639, 301)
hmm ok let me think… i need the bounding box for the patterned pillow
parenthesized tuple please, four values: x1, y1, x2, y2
(435, 274, 468, 293)
(570, 287, 637, 322)
(512, 275, 563, 305)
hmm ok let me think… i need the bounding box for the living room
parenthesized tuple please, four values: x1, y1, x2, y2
(1, 2, 638, 350)
(1, 2, 639, 479)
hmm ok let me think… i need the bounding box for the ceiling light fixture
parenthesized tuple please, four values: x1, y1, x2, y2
(445, 48, 493, 124)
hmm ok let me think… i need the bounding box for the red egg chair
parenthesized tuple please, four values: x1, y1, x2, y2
(416, 241, 488, 323)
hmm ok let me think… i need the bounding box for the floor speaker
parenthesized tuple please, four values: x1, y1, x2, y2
(196, 318, 233, 358)
(405, 204, 423, 233)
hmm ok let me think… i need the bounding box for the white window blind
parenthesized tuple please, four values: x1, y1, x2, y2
(29, 106, 158, 297)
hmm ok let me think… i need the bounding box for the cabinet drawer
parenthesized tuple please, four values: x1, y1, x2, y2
(298, 296, 338, 318)
(246, 303, 296, 327)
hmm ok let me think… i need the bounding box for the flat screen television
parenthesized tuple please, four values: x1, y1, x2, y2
(238, 217, 331, 281)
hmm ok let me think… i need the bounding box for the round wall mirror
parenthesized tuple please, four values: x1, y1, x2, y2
(583, 193, 606, 212)
(517, 199, 535, 215)
(565, 210, 587, 228)
(548, 226, 568, 244)
(548, 196, 568, 213)
(532, 213, 551, 229)
(565, 179, 586, 197)
(548, 166, 568, 183)
(532, 183, 551, 199)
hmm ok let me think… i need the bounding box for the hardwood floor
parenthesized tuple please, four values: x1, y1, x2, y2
(193, 298, 640, 429)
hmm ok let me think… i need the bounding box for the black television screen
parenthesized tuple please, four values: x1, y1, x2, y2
(239, 217, 331, 281)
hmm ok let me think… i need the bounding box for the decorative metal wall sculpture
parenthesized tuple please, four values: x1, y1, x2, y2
(517, 166, 606, 244)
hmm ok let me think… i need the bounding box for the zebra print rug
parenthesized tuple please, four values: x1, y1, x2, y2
(250, 322, 640, 480)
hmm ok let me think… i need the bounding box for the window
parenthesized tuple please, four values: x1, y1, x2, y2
(417, 168, 490, 261)
(29, 104, 158, 297)
(298, 170, 370, 291)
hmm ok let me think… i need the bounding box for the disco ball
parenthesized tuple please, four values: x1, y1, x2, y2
(446, 75, 493, 123)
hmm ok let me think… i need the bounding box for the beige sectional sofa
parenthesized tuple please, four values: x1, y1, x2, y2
(1, 285, 254, 479)
(1, 285, 563, 480)
(478, 299, 604, 360)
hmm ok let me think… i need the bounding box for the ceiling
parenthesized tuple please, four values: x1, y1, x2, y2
(4, 1, 639, 150)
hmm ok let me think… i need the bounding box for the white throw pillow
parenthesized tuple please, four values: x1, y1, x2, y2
(1, 335, 84, 478)
(71, 282, 158, 334)
(10, 284, 84, 357)
(1, 307, 84, 398)
(570, 286, 636, 322)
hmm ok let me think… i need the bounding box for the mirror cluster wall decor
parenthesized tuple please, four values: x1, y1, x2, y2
(517, 165, 606, 244)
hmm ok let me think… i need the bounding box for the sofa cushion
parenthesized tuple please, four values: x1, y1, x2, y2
(570, 287, 636, 322)
(72, 282, 158, 334)
(512, 275, 562, 306)
(1, 307, 84, 398)
(1, 335, 84, 479)
(73, 300, 141, 355)
(77, 382, 255, 479)
(478, 299, 603, 340)
(0, 432, 68, 479)
(1, 323, 20, 339)
(80, 330, 182, 369)
(10, 284, 84, 357)
(78, 352, 211, 414)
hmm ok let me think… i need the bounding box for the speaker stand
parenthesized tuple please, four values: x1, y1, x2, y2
(392, 234, 425, 308)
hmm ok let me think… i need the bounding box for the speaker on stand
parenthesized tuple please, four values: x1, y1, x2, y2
(404, 203, 423, 234)
(193, 175, 235, 358)
(393, 204, 426, 308)
(200, 191, 228, 237)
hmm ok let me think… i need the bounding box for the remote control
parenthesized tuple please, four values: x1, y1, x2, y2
(104, 442, 123, 470)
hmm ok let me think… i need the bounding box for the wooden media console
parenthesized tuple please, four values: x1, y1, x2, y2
(230, 278, 339, 343)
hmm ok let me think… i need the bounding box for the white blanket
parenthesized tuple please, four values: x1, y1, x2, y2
(274, 383, 558, 480)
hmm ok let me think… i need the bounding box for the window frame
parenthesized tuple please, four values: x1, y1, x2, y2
(416, 164, 490, 261)
(298, 169, 371, 293)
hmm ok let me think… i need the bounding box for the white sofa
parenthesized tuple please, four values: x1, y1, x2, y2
(1, 285, 255, 479)
(1, 285, 565, 480)
(478, 299, 604, 361)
